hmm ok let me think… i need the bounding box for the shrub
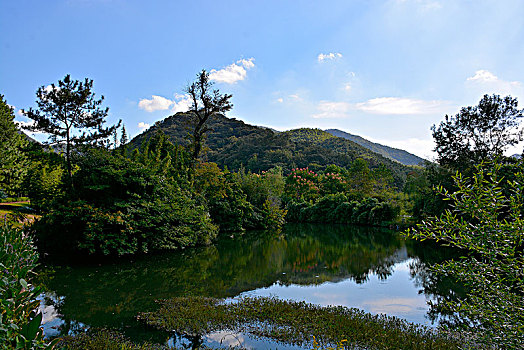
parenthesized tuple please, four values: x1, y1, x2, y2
(0, 222, 59, 349)
(406, 162, 524, 348)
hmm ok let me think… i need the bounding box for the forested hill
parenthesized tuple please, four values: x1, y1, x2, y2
(326, 129, 425, 166)
(128, 112, 414, 188)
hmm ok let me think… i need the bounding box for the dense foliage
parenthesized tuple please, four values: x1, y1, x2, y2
(33, 146, 218, 257)
(0, 222, 58, 349)
(431, 94, 523, 171)
(406, 162, 524, 348)
(0, 95, 28, 197)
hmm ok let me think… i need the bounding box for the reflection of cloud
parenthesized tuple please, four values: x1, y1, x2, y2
(363, 297, 425, 315)
(41, 305, 60, 324)
(207, 331, 247, 348)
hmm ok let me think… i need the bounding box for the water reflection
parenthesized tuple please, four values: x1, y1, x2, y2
(39, 224, 455, 345)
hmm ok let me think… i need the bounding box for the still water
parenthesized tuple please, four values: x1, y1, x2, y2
(39, 224, 456, 348)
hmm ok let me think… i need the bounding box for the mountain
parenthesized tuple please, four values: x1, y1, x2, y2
(325, 129, 425, 166)
(128, 113, 415, 188)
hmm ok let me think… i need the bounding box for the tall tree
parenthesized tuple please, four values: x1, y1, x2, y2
(431, 94, 523, 170)
(186, 70, 233, 166)
(23, 75, 120, 184)
(0, 95, 28, 196)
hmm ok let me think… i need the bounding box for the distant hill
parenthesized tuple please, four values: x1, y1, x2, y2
(129, 113, 415, 188)
(325, 129, 425, 166)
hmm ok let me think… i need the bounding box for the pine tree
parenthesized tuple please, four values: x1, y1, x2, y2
(22, 75, 120, 186)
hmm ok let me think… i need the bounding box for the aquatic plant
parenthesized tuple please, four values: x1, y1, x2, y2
(138, 296, 467, 350)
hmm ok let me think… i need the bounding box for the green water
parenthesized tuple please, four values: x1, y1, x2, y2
(40, 224, 456, 347)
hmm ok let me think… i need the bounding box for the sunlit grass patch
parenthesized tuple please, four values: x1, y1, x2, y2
(0, 201, 39, 226)
(139, 296, 467, 350)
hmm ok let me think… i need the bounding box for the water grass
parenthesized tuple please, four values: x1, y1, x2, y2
(138, 296, 469, 350)
(58, 329, 166, 350)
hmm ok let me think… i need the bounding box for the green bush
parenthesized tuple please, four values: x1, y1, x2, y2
(0, 222, 59, 349)
(406, 162, 524, 348)
(32, 149, 218, 257)
(286, 195, 397, 226)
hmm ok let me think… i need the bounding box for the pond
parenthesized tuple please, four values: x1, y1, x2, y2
(39, 224, 458, 348)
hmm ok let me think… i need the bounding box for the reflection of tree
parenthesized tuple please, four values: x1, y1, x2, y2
(41, 224, 406, 342)
(406, 241, 467, 326)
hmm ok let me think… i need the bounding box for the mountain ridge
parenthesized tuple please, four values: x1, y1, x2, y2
(325, 129, 425, 166)
(128, 113, 416, 188)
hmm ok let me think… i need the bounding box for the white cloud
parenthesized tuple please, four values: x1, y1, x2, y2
(138, 95, 174, 112)
(467, 70, 498, 83)
(17, 109, 25, 117)
(317, 52, 342, 62)
(276, 98, 284, 103)
(171, 93, 192, 113)
(344, 83, 352, 91)
(466, 70, 522, 96)
(355, 97, 447, 115)
(137, 122, 150, 129)
(209, 58, 255, 84)
(312, 101, 352, 119)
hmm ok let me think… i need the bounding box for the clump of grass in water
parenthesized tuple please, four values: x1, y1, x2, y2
(138, 296, 469, 350)
(59, 328, 247, 349)
(59, 329, 166, 350)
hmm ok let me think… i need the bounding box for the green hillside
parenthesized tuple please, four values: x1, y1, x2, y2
(326, 129, 426, 166)
(128, 113, 413, 188)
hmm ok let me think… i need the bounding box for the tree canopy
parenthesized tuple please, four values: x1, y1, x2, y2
(0, 94, 28, 196)
(431, 94, 523, 170)
(22, 74, 119, 183)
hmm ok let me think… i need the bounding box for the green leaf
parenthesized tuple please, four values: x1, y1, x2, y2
(19, 278, 28, 290)
(20, 312, 42, 342)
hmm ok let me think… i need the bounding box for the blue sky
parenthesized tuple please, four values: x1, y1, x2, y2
(1, 0, 523, 158)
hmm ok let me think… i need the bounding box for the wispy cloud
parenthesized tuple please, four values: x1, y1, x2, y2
(137, 122, 150, 129)
(318, 52, 342, 62)
(312, 101, 351, 119)
(393, 0, 442, 12)
(209, 58, 255, 84)
(138, 95, 174, 112)
(355, 97, 447, 115)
